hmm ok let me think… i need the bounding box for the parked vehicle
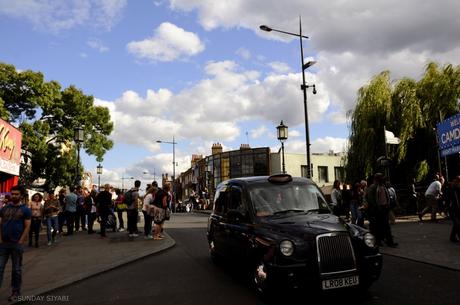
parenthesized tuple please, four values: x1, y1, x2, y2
(207, 174, 382, 296)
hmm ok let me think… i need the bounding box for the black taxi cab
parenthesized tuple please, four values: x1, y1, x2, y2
(207, 174, 382, 295)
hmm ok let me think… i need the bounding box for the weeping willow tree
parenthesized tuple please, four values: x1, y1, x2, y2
(346, 62, 460, 184)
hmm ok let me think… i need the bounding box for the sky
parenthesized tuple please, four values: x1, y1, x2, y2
(1, 0, 459, 188)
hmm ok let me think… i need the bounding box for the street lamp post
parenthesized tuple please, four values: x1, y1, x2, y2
(121, 175, 134, 192)
(156, 136, 177, 183)
(97, 163, 103, 191)
(277, 121, 288, 174)
(260, 17, 317, 178)
(74, 126, 84, 185)
(143, 170, 156, 183)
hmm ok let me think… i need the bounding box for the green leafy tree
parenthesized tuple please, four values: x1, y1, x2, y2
(346, 62, 460, 184)
(0, 62, 113, 189)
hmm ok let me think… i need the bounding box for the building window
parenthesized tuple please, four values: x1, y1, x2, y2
(301, 164, 313, 178)
(241, 153, 254, 176)
(318, 166, 328, 183)
(301, 165, 308, 178)
(254, 152, 268, 176)
(334, 166, 345, 182)
(222, 156, 230, 181)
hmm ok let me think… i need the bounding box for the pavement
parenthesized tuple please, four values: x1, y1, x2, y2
(0, 211, 459, 303)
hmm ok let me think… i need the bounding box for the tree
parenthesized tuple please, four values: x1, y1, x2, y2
(0, 62, 113, 189)
(346, 62, 460, 184)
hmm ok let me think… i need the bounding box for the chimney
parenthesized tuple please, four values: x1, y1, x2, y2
(240, 144, 250, 150)
(212, 143, 223, 155)
(191, 154, 203, 167)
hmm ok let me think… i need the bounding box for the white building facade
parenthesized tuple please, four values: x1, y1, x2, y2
(270, 151, 345, 188)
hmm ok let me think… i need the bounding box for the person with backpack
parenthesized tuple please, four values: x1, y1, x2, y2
(114, 188, 126, 232)
(126, 180, 141, 238)
(152, 183, 170, 240)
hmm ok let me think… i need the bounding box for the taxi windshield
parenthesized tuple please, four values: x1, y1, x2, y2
(249, 182, 330, 217)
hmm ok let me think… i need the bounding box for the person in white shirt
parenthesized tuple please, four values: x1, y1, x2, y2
(419, 175, 445, 221)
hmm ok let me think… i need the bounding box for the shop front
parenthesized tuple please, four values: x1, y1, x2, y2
(0, 118, 22, 194)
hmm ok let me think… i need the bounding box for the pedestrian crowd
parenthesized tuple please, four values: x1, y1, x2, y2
(331, 172, 460, 247)
(0, 179, 173, 302)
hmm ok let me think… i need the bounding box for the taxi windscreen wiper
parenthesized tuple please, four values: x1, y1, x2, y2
(305, 208, 331, 214)
(273, 209, 307, 216)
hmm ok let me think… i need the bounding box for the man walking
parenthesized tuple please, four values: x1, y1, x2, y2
(64, 186, 78, 236)
(126, 180, 141, 237)
(420, 175, 444, 222)
(96, 184, 113, 238)
(0, 185, 32, 302)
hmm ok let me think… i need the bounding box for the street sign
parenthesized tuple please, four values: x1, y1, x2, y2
(437, 113, 460, 157)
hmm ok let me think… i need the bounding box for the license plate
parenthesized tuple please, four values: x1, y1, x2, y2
(322, 275, 359, 290)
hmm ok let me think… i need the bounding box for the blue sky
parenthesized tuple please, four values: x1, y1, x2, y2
(1, 0, 459, 188)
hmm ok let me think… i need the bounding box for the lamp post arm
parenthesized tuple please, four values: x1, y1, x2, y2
(270, 28, 309, 39)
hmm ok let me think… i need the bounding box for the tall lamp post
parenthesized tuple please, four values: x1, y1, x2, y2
(143, 170, 156, 183)
(121, 175, 134, 192)
(74, 126, 84, 185)
(97, 164, 103, 191)
(260, 17, 317, 178)
(277, 121, 288, 174)
(156, 136, 177, 184)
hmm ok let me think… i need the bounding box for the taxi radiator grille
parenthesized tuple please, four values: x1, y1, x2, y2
(316, 234, 356, 274)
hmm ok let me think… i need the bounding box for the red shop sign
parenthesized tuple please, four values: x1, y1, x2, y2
(0, 118, 22, 176)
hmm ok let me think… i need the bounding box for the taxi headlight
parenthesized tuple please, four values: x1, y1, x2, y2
(364, 233, 377, 248)
(279, 240, 295, 256)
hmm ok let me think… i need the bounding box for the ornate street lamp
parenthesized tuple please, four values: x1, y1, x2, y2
(260, 17, 317, 178)
(277, 120, 289, 174)
(74, 126, 84, 185)
(97, 163, 103, 191)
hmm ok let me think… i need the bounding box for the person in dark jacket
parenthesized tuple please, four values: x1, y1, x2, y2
(446, 176, 460, 242)
(364, 173, 398, 247)
(96, 184, 113, 238)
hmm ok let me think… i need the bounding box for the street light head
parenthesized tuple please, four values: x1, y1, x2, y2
(303, 60, 317, 71)
(259, 25, 272, 32)
(312, 85, 317, 95)
(277, 120, 289, 141)
(156, 140, 162, 143)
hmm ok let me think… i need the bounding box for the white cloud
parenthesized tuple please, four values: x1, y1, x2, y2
(250, 126, 268, 139)
(284, 137, 347, 155)
(236, 47, 251, 60)
(311, 137, 348, 154)
(87, 38, 109, 52)
(268, 61, 291, 74)
(0, 0, 127, 32)
(95, 60, 336, 155)
(168, 0, 460, 126)
(126, 22, 205, 62)
(289, 130, 301, 138)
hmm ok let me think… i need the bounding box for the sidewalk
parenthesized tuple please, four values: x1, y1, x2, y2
(380, 216, 460, 271)
(0, 218, 175, 303)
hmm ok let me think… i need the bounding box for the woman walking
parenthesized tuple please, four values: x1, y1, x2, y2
(44, 193, 60, 246)
(28, 193, 44, 247)
(142, 187, 156, 239)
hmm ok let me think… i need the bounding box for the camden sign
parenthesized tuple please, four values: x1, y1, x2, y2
(437, 113, 460, 157)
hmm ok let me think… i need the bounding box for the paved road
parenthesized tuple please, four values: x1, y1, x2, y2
(25, 214, 460, 305)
